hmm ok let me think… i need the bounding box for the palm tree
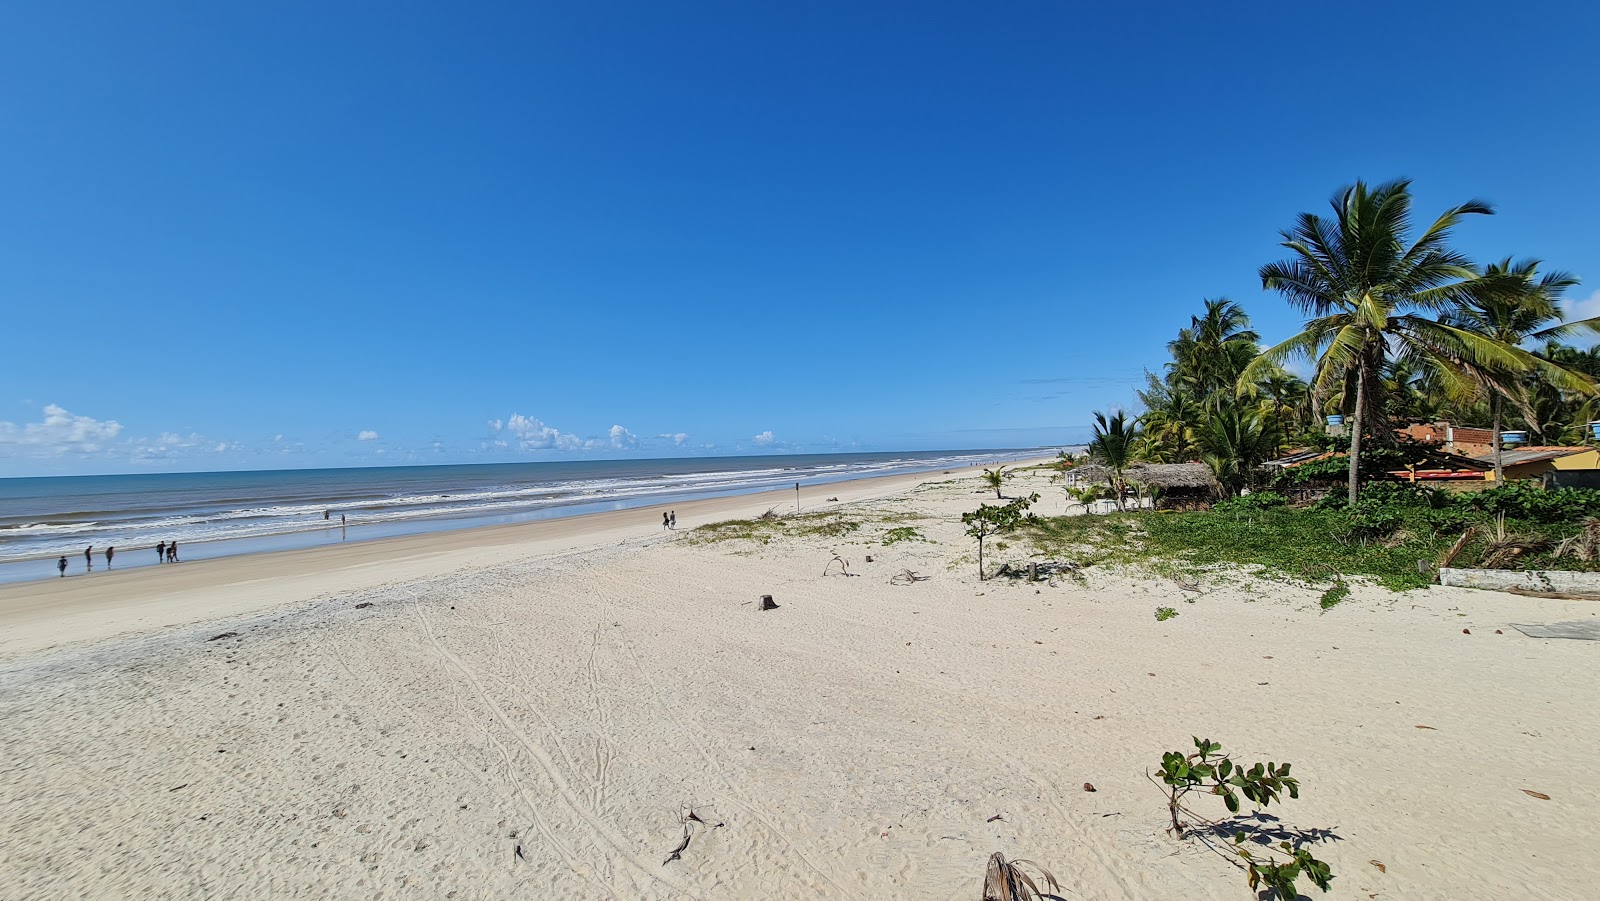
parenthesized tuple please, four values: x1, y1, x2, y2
(1168, 299, 1260, 403)
(1447, 258, 1592, 481)
(1195, 406, 1282, 496)
(981, 466, 1009, 499)
(1246, 178, 1527, 503)
(1087, 410, 1140, 511)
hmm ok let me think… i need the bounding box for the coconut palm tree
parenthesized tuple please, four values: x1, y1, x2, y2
(1447, 258, 1592, 481)
(1168, 299, 1260, 404)
(1087, 410, 1140, 511)
(1195, 405, 1282, 496)
(1246, 178, 1529, 503)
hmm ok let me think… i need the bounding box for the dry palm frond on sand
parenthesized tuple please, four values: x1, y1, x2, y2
(981, 852, 1060, 901)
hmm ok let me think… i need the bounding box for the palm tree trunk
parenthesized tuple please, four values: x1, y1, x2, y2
(1348, 358, 1367, 505)
(1491, 394, 1503, 484)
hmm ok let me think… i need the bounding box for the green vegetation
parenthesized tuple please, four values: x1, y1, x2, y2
(961, 493, 1039, 580)
(880, 526, 928, 545)
(1031, 481, 1600, 594)
(1155, 737, 1332, 899)
(1154, 606, 1178, 622)
(980, 465, 1010, 499)
(1097, 178, 1598, 505)
(690, 512, 862, 546)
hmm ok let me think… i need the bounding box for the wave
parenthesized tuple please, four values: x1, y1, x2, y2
(0, 450, 1040, 562)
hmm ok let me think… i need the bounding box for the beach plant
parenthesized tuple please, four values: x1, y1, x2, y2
(962, 493, 1039, 580)
(881, 526, 927, 545)
(1154, 606, 1178, 621)
(1153, 737, 1333, 899)
(981, 466, 1010, 499)
(1087, 410, 1141, 510)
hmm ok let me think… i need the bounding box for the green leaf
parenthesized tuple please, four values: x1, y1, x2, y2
(1224, 791, 1240, 813)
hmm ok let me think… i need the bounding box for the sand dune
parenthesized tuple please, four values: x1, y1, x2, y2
(3, 465, 1598, 899)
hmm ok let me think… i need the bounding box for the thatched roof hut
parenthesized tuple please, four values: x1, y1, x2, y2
(1125, 462, 1221, 495)
(1066, 461, 1221, 509)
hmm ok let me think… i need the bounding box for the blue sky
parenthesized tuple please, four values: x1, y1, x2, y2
(2, 0, 1597, 476)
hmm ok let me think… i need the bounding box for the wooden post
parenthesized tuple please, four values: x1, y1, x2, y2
(795, 482, 800, 513)
(757, 594, 778, 611)
(1029, 562, 1038, 582)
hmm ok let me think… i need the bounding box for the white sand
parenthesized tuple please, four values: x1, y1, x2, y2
(3, 465, 1598, 899)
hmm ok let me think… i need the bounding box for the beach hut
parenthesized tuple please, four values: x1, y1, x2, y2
(1124, 463, 1222, 510)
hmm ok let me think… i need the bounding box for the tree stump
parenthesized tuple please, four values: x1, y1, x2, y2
(1028, 562, 1038, 582)
(756, 594, 778, 611)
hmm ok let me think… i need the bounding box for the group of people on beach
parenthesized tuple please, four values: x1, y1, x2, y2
(661, 510, 677, 530)
(56, 541, 178, 577)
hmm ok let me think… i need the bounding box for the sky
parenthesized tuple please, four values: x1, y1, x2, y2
(2, 0, 1598, 476)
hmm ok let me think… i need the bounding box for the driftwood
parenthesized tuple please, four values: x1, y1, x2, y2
(662, 804, 724, 865)
(890, 569, 930, 586)
(1506, 587, 1600, 602)
(823, 555, 855, 577)
(1438, 528, 1475, 569)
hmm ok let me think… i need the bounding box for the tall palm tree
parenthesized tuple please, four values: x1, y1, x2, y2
(1245, 178, 1527, 503)
(1087, 410, 1140, 511)
(1168, 299, 1260, 403)
(1447, 258, 1592, 481)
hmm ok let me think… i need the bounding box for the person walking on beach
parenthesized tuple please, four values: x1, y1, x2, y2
(669, 510, 676, 529)
(157, 541, 166, 563)
(85, 545, 93, 571)
(105, 546, 114, 568)
(167, 541, 179, 563)
(662, 512, 670, 530)
(58, 556, 68, 577)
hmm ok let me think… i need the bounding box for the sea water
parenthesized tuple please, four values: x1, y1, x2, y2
(0, 449, 1044, 584)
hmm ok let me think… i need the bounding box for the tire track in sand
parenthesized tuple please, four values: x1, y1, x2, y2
(614, 626, 861, 901)
(414, 605, 688, 897)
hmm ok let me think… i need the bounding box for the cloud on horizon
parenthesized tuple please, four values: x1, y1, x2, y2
(0, 404, 124, 457)
(357, 430, 380, 441)
(752, 430, 776, 446)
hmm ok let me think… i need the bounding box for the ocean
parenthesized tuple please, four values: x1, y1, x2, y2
(0, 449, 1046, 584)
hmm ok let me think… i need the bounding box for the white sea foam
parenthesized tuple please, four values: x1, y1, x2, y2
(0, 450, 1041, 563)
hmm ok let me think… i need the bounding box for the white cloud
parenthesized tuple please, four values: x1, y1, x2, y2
(656, 432, 690, 446)
(0, 404, 124, 457)
(1561, 290, 1600, 345)
(498, 413, 581, 450)
(752, 430, 776, 447)
(605, 424, 638, 449)
(357, 430, 380, 441)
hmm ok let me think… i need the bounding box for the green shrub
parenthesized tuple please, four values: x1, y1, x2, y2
(1155, 606, 1178, 621)
(1340, 507, 1403, 544)
(881, 526, 926, 545)
(1463, 483, 1600, 523)
(1155, 737, 1333, 899)
(1213, 491, 1288, 513)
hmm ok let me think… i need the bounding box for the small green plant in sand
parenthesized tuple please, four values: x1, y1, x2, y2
(981, 466, 1011, 499)
(1154, 606, 1178, 622)
(881, 526, 927, 546)
(690, 512, 861, 546)
(1318, 578, 1350, 610)
(1153, 737, 1333, 899)
(962, 494, 1039, 580)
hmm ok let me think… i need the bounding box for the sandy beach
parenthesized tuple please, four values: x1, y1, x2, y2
(4, 463, 1598, 900)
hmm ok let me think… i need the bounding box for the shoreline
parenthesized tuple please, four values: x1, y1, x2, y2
(0, 450, 1048, 584)
(0, 458, 1045, 663)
